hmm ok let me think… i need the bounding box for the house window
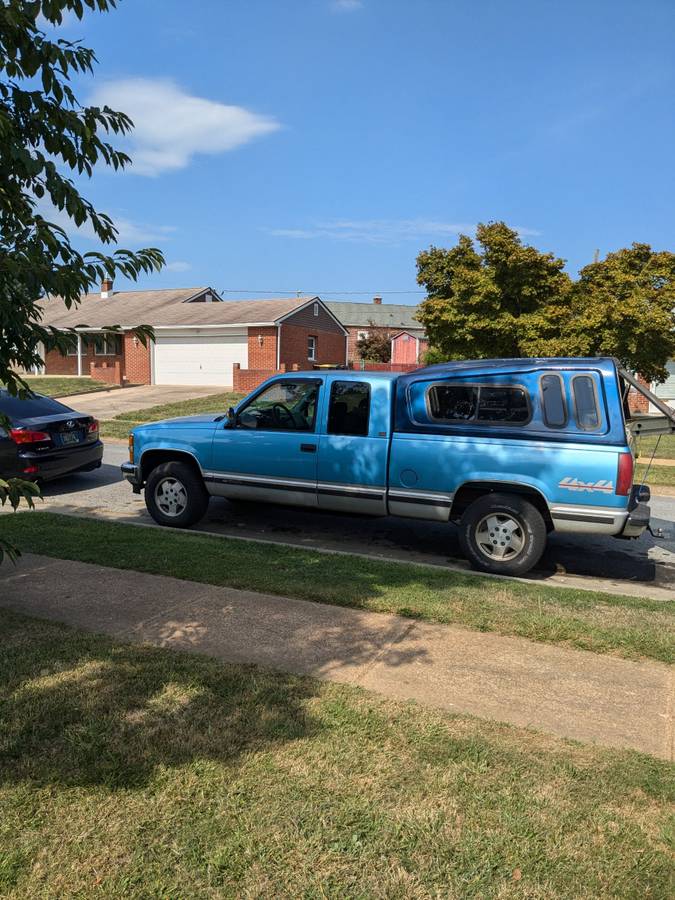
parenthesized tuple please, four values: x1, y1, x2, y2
(66, 339, 79, 357)
(308, 335, 317, 361)
(93, 333, 123, 356)
(357, 331, 369, 340)
(313, 303, 319, 316)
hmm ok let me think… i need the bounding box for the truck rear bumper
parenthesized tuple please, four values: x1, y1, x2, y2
(617, 485, 651, 538)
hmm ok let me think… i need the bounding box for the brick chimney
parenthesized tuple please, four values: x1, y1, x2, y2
(373, 296, 382, 305)
(100, 279, 113, 299)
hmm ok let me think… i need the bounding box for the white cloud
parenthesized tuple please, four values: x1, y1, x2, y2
(331, 0, 363, 11)
(267, 219, 477, 244)
(89, 78, 281, 176)
(165, 260, 192, 273)
(268, 219, 540, 244)
(34, 195, 175, 245)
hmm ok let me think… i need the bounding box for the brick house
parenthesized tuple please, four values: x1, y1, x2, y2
(38, 283, 347, 387)
(325, 297, 427, 366)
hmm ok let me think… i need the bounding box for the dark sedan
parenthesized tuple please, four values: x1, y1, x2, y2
(0, 390, 103, 481)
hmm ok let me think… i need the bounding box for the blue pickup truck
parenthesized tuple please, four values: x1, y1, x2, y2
(121, 358, 674, 576)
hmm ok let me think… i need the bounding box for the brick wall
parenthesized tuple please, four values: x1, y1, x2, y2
(279, 324, 346, 369)
(123, 332, 151, 384)
(43, 341, 124, 378)
(90, 360, 123, 385)
(247, 326, 278, 370)
(43, 347, 79, 375)
(358, 362, 420, 372)
(627, 375, 651, 414)
(233, 362, 303, 394)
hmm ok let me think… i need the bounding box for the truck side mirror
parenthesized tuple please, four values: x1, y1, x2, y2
(224, 406, 237, 428)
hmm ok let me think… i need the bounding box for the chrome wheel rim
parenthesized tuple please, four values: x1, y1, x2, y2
(475, 513, 526, 561)
(154, 477, 188, 518)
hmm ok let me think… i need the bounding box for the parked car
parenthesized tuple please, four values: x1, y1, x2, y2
(0, 390, 103, 481)
(121, 358, 674, 576)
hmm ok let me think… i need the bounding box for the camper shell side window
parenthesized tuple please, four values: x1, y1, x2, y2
(425, 382, 531, 426)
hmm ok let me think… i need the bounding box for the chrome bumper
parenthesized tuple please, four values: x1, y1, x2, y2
(618, 485, 651, 539)
(121, 462, 142, 493)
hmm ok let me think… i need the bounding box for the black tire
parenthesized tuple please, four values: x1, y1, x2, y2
(145, 461, 209, 528)
(458, 492, 547, 576)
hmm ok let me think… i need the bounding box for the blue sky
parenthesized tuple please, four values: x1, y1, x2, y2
(52, 0, 675, 303)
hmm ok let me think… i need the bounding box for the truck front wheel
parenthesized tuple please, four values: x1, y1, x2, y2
(458, 492, 546, 576)
(145, 461, 209, 528)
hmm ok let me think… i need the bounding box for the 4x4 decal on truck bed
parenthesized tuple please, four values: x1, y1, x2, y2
(558, 477, 614, 493)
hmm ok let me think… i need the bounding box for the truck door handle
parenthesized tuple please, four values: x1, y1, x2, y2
(300, 443, 317, 453)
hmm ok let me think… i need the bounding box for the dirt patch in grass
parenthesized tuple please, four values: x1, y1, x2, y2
(0, 610, 672, 898)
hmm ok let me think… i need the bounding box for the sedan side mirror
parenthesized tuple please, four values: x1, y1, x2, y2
(224, 406, 237, 428)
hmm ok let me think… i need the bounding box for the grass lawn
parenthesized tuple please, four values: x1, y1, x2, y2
(3, 512, 674, 664)
(0, 609, 672, 898)
(636, 462, 675, 488)
(636, 433, 675, 460)
(99, 391, 244, 440)
(10, 376, 110, 398)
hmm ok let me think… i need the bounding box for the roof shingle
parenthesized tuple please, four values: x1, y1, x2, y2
(37, 289, 317, 329)
(324, 300, 422, 330)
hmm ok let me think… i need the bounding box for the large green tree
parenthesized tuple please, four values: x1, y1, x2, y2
(1, 0, 164, 560)
(416, 223, 675, 383)
(544, 244, 675, 383)
(416, 222, 572, 361)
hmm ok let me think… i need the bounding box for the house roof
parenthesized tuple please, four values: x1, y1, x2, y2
(324, 300, 422, 330)
(37, 289, 320, 329)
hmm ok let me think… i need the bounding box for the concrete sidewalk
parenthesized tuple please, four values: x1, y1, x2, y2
(1, 553, 672, 760)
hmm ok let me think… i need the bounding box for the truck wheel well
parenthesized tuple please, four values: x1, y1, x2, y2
(140, 450, 203, 483)
(451, 482, 553, 530)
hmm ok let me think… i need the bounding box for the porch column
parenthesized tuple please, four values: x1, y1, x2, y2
(76, 333, 83, 376)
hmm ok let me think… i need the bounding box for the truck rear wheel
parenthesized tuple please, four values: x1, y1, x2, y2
(458, 492, 546, 576)
(145, 461, 209, 528)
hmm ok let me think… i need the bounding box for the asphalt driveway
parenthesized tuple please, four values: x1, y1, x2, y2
(28, 442, 675, 600)
(62, 384, 225, 419)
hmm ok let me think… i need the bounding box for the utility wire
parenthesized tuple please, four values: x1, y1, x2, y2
(218, 289, 426, 295)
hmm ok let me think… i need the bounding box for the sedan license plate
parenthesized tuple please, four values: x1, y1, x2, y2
(60, 431, 82, 446)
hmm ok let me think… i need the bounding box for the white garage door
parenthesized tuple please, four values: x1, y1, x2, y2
(154, 333, 248, 386)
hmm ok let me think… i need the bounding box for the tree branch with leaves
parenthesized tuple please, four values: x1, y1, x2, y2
(1, 0, 164, 562)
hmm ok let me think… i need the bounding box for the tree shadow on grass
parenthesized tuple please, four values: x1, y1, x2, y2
(0, 612, 322, 790)
(0, 608, 426, 791)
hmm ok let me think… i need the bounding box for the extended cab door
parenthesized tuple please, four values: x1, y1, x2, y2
(317, 376, 390, 515)
(209, 377, 321, 508)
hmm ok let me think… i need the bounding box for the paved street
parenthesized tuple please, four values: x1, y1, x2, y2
(30, 442, 675, 598)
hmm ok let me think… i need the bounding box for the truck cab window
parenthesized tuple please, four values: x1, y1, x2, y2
(327, 381, 370, 436)
(237, 381, 319, 431)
